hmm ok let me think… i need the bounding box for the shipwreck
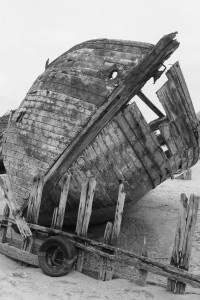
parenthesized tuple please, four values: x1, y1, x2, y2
(1, 32, 200, 228)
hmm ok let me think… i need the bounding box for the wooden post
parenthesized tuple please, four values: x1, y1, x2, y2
(98, 222, 113, 280)
(0, 204, 10, 243)
(27, 171, 45, 224)
(51, 174, 71, 230)
(136, 236, 148, 286)
(76, 177, 96, 272)
(110, 183, 126, 246)
(167, 193, 200, 294)
(101, 183, 126, 281)
(21, 171, 45, 260)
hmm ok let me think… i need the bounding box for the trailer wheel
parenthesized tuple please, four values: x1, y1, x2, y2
(38, 236, 77, 277)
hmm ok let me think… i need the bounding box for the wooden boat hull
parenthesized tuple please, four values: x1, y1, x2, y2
(2, 35, 200, 226)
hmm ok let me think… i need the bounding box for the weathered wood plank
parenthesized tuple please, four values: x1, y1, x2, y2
(27, 171, 45, 224)
(76, 179, 89, 236)
(110, 183, 126, 245)
(167, 194, 200, 293)
(39, 80, 106, 107)
(54, 174, 71, 230)
(117, 109, 159, 188)
(0, 243, 39, 266)
(98, 222, 113, 281)
(167, 62, 198, 129)
(0, 204, 10, 243)
(128, 103, 172, 181)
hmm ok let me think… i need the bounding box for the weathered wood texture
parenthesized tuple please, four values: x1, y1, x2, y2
(27, 171, 44, 224)
(167, 194, 200, 293)
(43, 33, 179, 200)
(1, 216, 200, 289)
(51, 174, 71, 230)
(157, 62, 199, 171)
(76, 178, 96, 272)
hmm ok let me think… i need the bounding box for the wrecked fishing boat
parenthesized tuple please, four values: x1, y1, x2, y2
(2, 32, 200, 227)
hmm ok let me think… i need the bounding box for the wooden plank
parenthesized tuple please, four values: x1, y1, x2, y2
(167, 62, 198, 129)
(98, 222, 113, 280)
(136, 236, 148, 286)
(75, 179, 89, 236)
(0, 243, 39, 266)
(42, 33, 179, 200)
(27, 171, 44, 224)
(40, 72, 114, 99)
(167, 194, 200, 293)
(117, 109, 159, 188)
(0, 204, 10, 243)
(76, 178, 96, 273)
(39, 80, 106, 107)
(127, 103, 171, 182)
(81, 178, 96, 235)
(110, 183, 126, 246)
(54, 174, 71, 229)
(137, 90, 164, 118)
(107, 122, 147, 193)
(102, 126, 144, 196)
(157, 79, 196, 149)
(81, 147, 113, 206)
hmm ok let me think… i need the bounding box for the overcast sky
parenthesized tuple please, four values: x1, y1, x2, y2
(0, 0, 200, 117)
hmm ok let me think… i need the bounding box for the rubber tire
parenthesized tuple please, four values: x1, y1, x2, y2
(38, 236, 77, 277)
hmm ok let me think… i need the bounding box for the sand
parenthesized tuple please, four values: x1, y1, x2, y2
(0, 161, 200, 299)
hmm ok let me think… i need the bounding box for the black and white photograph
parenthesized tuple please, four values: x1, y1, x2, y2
(0, 1, 200, 299)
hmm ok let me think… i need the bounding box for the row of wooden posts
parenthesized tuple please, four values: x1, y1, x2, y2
(0, 172, 200, 293)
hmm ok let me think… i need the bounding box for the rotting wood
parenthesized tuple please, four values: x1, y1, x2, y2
(53, 173, 71, 230)
(27, 171, 45, 224)
(76, 178, 96, 273)
(136, 236, 148, 286)
(110, 183, 125, 246)
(0, 177, 32, 238)
(0, 204, 10, 243)
(167, 194, 200, 294)
(42, 32, 179, 203)
(98, 222, 113, 280)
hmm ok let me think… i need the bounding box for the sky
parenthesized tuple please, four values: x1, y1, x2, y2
(0, 0, 200, 118)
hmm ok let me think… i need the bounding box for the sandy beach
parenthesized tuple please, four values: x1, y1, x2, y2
(0, 161, 200, 300)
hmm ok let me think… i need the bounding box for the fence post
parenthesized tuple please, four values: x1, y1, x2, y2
(167, 193, 200, 294)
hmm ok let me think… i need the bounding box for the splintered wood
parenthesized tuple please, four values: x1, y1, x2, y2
(75, 178, 96, 272)
(167, 193, 200, 294)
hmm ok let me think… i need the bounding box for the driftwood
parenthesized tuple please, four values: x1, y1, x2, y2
(167, 194, 200, 293)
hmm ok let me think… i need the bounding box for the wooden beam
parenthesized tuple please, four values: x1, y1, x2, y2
(42, 32, 179, 201)
(137, 90, 165, 118)
(27, 171, 45, 224)
(167, 194, 200, 293)
(0, 242, 39, 266)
